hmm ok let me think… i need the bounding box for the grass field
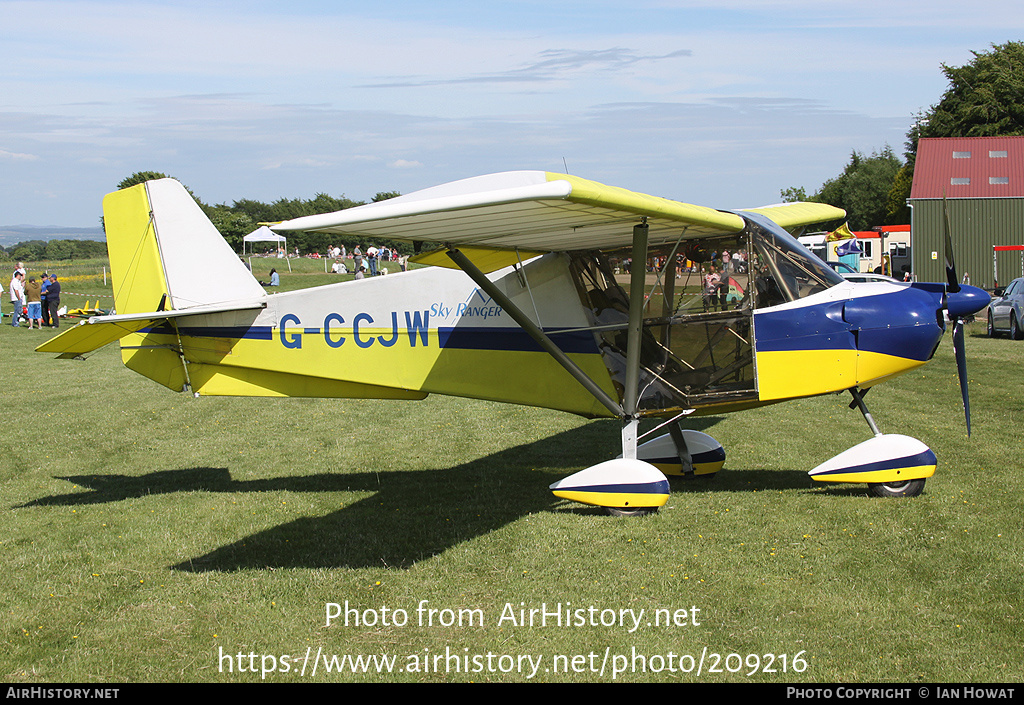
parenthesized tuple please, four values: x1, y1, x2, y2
(2, 260, 1022, 682)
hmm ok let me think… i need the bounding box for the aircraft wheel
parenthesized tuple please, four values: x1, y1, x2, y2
(605, 506, 659, 517)
(867, 479, 926, 498)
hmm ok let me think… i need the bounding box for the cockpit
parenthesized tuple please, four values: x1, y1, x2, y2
(568, 212, 844, 415)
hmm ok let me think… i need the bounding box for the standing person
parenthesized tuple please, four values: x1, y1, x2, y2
(24, 275, 42, 329)
(702, 266, 721, 312)
(9, 271, 24, 326)
(46, 274, 61, 328)
(40, 273, 50, 326)
(366, 245, 379, 276)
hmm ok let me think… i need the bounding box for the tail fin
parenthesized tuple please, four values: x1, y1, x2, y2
(103, 178, 263, 315)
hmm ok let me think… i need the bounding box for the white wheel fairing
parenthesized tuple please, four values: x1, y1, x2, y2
(550, 459, 670, 509)
(625, 430, 726, 476)
(809, 434, 936, 485)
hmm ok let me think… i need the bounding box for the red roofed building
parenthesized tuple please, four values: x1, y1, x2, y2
(909, 136, 1024, 288)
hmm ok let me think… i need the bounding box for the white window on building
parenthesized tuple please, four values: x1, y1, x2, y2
(952, 151, 972, 159)
(990, 150, 1008, 158)
(990, 176, 1009, 185)
(951, 177, 970, 185)
(860, 241, 873, 259)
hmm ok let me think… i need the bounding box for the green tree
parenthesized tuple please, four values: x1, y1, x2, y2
(885, 164, 914, 223)
(117, 171, 170, 190)
(116, 171, 205, 206)
(44, 240, 76, 261)
(911, 41, 1024, 156)
(779, 186, 807, 203)
(11, 240, 46, 260)
(805, 147, 904, 230)
(208, 208, 256, 251)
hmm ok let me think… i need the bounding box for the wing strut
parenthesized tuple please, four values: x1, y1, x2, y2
(443, 247, 624, 418)
(621, 222, 649, 459)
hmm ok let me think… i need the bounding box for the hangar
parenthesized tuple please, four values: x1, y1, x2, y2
(909, 136, 1024, 289)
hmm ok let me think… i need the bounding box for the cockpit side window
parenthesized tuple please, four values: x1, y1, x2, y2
(567, 245, 757, 414)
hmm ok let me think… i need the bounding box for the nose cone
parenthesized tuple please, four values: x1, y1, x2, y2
(947, 285, 990, 319)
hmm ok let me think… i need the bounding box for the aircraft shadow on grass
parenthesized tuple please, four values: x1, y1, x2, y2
(19, 419, 812, 571)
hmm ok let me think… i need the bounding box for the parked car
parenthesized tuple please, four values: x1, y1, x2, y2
(988, 277, 1024, 339)
(825, 261, 899, 283)
(826, 260, 857, 274)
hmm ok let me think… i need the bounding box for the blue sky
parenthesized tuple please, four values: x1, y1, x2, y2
(1, 0, 1021, 227)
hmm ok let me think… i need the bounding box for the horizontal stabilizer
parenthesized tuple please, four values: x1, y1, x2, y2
(36, 318, 156, 358)
(36, 300, 265, 358)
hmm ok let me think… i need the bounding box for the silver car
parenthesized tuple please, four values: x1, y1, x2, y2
(988, 277, 1024, 339)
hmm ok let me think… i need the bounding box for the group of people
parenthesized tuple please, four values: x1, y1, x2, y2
(6, 263, 61, 329)
(327, 244, 408, 278)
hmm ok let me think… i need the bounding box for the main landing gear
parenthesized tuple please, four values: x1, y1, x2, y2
(808, 388, 936, 497)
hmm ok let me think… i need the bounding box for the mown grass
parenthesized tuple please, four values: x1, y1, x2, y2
(1, 260, 1021, 682)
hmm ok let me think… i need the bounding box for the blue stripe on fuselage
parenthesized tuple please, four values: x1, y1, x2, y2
(138, 322, 600, 354)
(437, 327, 598, 354)
(141, 324, 274, 340)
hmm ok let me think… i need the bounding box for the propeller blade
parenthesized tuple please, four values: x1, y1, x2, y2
(952, 319, 971, 436)
(942, 195, 961, 294)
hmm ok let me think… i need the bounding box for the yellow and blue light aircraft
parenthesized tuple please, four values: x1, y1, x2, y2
(37, 173, 988, 515)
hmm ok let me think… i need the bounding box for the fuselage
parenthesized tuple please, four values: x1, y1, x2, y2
(119, 251, 986, 422)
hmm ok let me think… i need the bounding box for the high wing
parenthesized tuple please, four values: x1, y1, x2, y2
(274, 171, 843, 249)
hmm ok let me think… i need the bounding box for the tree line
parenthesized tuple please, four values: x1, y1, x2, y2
(0, 239, 108, 262)
(116, 172, 410, 256)
(783, 41, 1024, 231)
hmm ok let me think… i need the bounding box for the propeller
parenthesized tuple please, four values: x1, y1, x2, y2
(951, 320, 971, 435)
(942, 196, 972, 435)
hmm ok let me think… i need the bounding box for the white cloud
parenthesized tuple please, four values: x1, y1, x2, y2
(0, 149, 38, 161)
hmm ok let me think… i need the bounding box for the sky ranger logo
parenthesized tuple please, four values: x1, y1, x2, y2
(430, 289, 506, 322)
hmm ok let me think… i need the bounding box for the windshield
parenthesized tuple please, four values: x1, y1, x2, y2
(744, 212, 844, 306)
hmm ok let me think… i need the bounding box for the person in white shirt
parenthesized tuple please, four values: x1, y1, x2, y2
(9, 271, 25, 326)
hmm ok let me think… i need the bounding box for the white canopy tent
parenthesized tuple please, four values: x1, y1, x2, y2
(242, 226, 287, 256)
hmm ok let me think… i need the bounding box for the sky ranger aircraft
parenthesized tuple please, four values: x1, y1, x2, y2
(37, 173, 989, 516)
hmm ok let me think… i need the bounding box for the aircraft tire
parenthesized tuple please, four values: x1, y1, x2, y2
(867, 479, 926, 498)
(604, 506, 659, 517)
